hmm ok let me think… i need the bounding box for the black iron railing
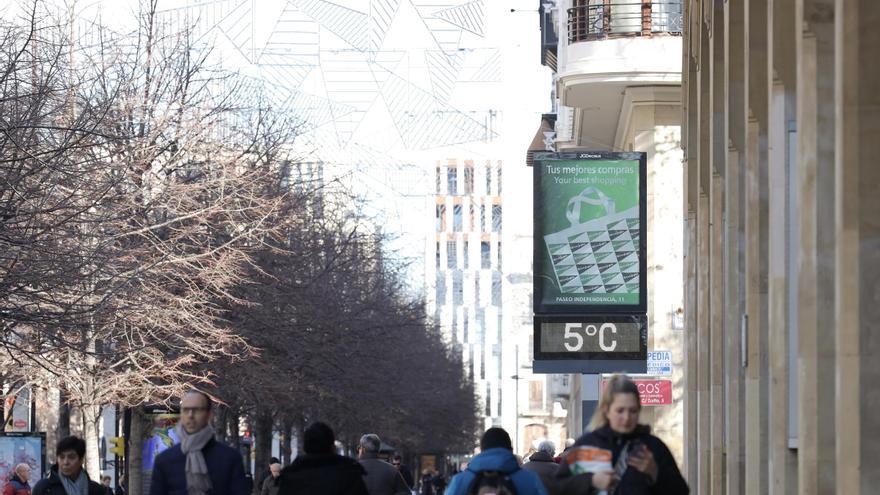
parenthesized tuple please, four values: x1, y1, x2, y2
(567, 1, 682, 43)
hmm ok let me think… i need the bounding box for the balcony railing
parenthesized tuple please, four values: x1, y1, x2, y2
(567, 1, 683, 43)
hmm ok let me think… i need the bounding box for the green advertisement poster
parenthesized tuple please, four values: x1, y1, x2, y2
(534, 152, 646, 313)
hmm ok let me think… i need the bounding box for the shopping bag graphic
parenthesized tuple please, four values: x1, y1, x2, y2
(544, 187, 640, 295)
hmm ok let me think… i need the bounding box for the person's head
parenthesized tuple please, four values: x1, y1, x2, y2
(101, 476, 111, 486)
(179, 389, 213, 434)
(56, 436, 86, 478)
(536, 440, 555, 457)
(479, 427, 512, 452)
(588, 374, 641, 433)
(357, 434, 381, 457)
(269, 457, 280, 466)
(303, 422, 335, 455)
(13, 463, 31, 483)
(391, 454, 402, 470)
(269, 463, 281, 478)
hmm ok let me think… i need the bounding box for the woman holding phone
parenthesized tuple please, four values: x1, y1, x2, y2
(555, 375, 689, 495)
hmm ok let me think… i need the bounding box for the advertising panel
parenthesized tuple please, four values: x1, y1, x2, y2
(141, 408, 181, 495)
(533, 151, 646, 314)
(0, 433, 45, 485)
(601, 378, 673, 406)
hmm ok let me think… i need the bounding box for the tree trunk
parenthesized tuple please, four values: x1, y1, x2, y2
(252, 410, 273, 495)
(129, 406, 146, 495)
(213, 407, 228, 443)
(36, 385, 62, 457)
(82, 403, 103, 480)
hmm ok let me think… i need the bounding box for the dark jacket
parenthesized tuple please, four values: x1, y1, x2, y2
(522, 451, 559, 494)
(259, 476, 279, 495)
(556, 425, 688, 495)
(149, 438, 249, 495)
(32, 466, 104, 495)
(357, 454, 408, 495)
(445, 448, 548, 495)
(278, 454, 368, 495)
(3, 474, 32, 495)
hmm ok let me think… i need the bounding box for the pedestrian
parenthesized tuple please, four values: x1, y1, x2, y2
(389, 456, 413, 492)
(445, 428, 547, 495)
(256, 458, 279, 493)
(259, 464, 281, 495)
(113, 476, 124, 495)
(277, 421, 368, 495)
(99, 476, 113, 495)
(555, 375, 689, 495)
(32, 436, 105, 495)
(149, 390, 249, 495)
(418, 471, 433, 495)
(3, 463, 32, 495)
(522, 441, 558, 494)
(429, 471, 445, 495)
(356, 435, 408, 495)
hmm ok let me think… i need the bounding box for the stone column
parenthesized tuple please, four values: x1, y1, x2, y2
(834, 0, 880, 492)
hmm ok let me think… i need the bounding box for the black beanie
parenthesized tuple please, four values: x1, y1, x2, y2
(480, 427, 513, 451)
(303, 422, 335, 455)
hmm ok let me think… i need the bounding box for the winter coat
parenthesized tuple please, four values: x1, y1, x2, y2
(260, 476, 279, 495)
(522, 452, 559, 494)
(357, 454, 409, 495)
(556, 425, 689, 495)
(149, 438, 249, 495)
(277, 454, 368, 495)
(445, 448, 548, 495)
(32, 466, 104, 495)
(3, 474, 32, 495)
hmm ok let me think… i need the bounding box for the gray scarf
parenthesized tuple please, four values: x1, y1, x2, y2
(175, 424, 215, 495)
(60, 470, 89, 495)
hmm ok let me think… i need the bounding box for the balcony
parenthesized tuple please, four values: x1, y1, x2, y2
(567, 1, 682, 43)
(555, 1, 682, 148)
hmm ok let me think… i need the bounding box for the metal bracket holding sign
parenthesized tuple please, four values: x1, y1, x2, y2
(532, 315, 647, 373)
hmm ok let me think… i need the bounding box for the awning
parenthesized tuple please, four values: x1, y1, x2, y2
(526, 113, 557, 166)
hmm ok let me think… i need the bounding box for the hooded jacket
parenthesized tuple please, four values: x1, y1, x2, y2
(445, 448, 548, 495)
(556, 425, 688, 495)
(31, 465, 104, 495)
(3, 473, 32, 495)
(277, 454, 368, 495)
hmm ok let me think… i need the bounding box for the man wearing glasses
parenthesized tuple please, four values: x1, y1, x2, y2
(389, 456, 413, 494)
(150, 390, 248, 495)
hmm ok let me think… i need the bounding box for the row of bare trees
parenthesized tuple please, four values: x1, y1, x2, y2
(0, 1, 478, 485)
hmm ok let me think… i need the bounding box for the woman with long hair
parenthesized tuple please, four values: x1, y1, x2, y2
(555, 375, 688, 494)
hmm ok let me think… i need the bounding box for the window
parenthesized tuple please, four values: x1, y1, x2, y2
(492, 205, 502, 232)
(453, 205, 463, 232)
(436, 241, 441, 268)
(436, 166, 442, 194)
(463, 314, 469, 343)
(529, 381, 544, 411)
(447, 241, 457, 268)
(481, 204, 488, 232)
(497, 241, 502, 269)
(464, 166, 474, 194)
(475, 276, 481, 306)
(492, 271, 502, 306)
(480, 349, 486, 380)
(447, 167, 458, 195)
(496, 163, 502, 195)
(485, 383, 491, 416)
(477, 309, 486, 343)
(481, 242, 491, 269)
(453, 270, 463, 305)
(436, 274, 446, 304)
(463, 240, 469, 269)
(436, 204, 446, 231)
(469, 204, 476, 231)
(486, 163, 492, 195)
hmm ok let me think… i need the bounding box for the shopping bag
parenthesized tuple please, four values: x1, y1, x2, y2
(544, 187, 640, 294)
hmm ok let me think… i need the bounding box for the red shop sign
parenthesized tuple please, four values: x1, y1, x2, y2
(602, 378, 673, 406)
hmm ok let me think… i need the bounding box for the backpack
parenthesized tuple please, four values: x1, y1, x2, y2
(466, 470, 518, 495)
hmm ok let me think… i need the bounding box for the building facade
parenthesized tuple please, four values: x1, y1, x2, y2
(427, 157, 568, 454)
(536, 0, 687, 460)
(681, 0, 880, 493)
